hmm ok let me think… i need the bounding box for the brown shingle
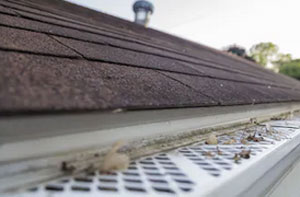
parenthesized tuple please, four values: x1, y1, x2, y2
(52, 36, 203, 75)
(0, 52, 215, 113)
(160, 72, 300, 105)
(0, 25, 79, 57)
(0, 5, 297, 87)
(0, 0, 299, 114)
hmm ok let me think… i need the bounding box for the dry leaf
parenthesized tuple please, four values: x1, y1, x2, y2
(233, 154, 240, 163)
(223, 138, 236, 145)
(254, 137, 263, 142)
(250, 118, 258, 125)
(241, 138, 248, 145)
(216, 147, 222, 155)
(239, 150, 251, 159)
(247, 132, 264, 142)
(61, 161, 76, 172)
(203, 151, 215, 158)
(100, 141, 129, 172)
(206, 134, 218, 145)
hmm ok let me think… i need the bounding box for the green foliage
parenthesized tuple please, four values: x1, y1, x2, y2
(276, 53, 292, 63)
(225, 42, 297, 77)
(279, 60, 300, 80)
(249, 42, 279, 67)
(272, 53, 292, 67)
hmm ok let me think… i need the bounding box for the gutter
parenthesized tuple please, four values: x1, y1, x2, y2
(0, 102, 300, 193)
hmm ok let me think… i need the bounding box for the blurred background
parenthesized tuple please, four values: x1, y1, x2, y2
(67, 0, 300, 79)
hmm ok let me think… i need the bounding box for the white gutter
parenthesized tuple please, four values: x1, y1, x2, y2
(0, 102, 300, 193)
(5, 117, 300, 197)
(1, 102, 299, 162)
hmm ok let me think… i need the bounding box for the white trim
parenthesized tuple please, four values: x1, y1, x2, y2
(1, 103, 299, 162)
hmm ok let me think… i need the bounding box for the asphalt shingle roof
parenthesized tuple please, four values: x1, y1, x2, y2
(1, 0, 300, 114)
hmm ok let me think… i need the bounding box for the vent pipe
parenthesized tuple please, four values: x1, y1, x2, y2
(133, 0, 154, 27)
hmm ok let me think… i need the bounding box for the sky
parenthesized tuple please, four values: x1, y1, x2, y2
(67, 0, 300, 58)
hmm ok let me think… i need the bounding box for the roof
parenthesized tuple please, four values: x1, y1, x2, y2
(0, 0, 300, 114)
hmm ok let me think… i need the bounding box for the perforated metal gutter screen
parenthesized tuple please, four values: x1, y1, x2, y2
(11, 117, 300, 197)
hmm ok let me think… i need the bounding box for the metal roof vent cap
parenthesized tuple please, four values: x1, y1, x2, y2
(133, 0, 154, 27)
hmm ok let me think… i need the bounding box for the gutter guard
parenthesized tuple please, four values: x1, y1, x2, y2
(1, 102, 300, 195)
(8, 117, 300, 197)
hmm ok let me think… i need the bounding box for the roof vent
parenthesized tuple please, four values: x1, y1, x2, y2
(133, 0, 154, 27)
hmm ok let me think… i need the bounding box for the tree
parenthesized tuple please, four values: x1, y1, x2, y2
(224, 45, 255, 62)
(272, 53, 292, 66)
(279, 59, 300, 80)
(249, 42, 279, 67)
(272, 53, 292, 71)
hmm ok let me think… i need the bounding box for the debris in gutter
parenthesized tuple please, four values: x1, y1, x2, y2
(239, 149, 251, 159)
(239, 131, 248, 145)
(61, 155, 101, 174)
(100, 141, 130, 173)
(241, 138, 248, 145)
(60, 141, 130, 174)
(246, 131, 264, 142)
(60, 113, 296, 176)
(216, 146, 222, 155)
(233, 149, 251, 163)
(250, 118, 258, 125)
(223, 138, 236, 145)
(263, 123, 288, 141)
(203, 151, 215, 158)
(206, 134, 218, 145)
(61, 161, 75, 172)
(233, 154, 241, 163)
(271, 116, 284, 121)
(271, 111, 295, 120)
